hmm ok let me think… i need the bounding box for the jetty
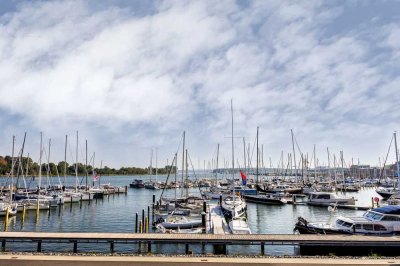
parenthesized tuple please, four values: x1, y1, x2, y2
(1, 232, 400, 256)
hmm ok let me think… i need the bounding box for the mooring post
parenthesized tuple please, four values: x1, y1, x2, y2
(142, 209, 145, 231)
(110, 241, 114, 253)
(152, 194, 155, 225)
(201, 212, 206, 233)
(147, 205, 150, 226)
(202, 243, 206, 254)
(37, 240, 42, 252)
(147, 242, 152, 253)
(261, 242, 265, 255)
(1, 240, 5, 252)
(125, 185, 128, 194)
(135, 212, 138, 233)
(219, 195, 222, 206)
(73, 241, 78, 253)
(185, 244, 190, 254)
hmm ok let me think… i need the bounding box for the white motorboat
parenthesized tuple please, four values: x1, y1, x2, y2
(221, 195, 247, 220)
(160, 215, 202, 230)
(306, 192, 356, 207)
(295, 205, 400, 235)
(229, 217, 252, 234)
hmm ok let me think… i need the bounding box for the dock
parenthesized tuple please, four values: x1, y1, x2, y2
(208, 204, 230, 234)
(1, 232, 400, 256)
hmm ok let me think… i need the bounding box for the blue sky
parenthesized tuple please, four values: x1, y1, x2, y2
(0, 0, 399, 169)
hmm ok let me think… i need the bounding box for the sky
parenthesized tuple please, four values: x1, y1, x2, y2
(0, 0, 399, 169)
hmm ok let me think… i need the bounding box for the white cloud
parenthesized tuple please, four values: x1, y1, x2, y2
(0, 0, 399, 167)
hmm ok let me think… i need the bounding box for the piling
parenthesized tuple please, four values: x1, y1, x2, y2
(147, 206, 150, 225)
(185, 244, 190, 254)
(4, 207, 9, 231)
(22, 205, 26, 224)
(152, 195, 155, 225)
(201, 212, 206, 233)
(73, 241, 77, 253)
(110, 241, 114, 253)
(1, 240, 5, 252)
(147, 241, 152, 253)
(37, 240, 42, 252)
(145, 217, 148, 233)
(142, 209, 145, 231)
(261, 242, 265, 255)
(219, 195, 223, 206)
(135, 212, 138, 233)
(125, 185, 128, 194)
(139, 221, 143, 233)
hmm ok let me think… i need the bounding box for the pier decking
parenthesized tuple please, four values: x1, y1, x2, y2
(1, 232, 400, 256)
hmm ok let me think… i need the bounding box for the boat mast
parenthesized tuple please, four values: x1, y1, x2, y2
(216, 144, 220, 183)
(155, 148, 158, 182)
(291, 129, 297, 181)
(243, 137, 246, 174)
(10, 135, 15, 203)
(256, 126, 259, 184)
(64, 135, 67, 187)
(314, 144, 317, 181)
(181, 131, 185, 197)
(85, 139, 88, 191)
(75, 131, 78, 192)
(394, 131, 400, 190)
(38, 132, 43, 193)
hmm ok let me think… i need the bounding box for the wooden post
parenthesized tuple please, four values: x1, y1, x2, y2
(110, 241, 114, 253)
(142, 209, 145, 231)
(37, 240, 42, 252)
(73, 241, 78, 253)
(22, 205, 26, 224)
(261, 242, 265, 255)
(135, 212, 138, 233)
(139, 221, 143, 233)
(147, 242, 152, 253)
(1, 240, 5, 252)
(4, 207, 9, 231)
(185, 244, 190, 254)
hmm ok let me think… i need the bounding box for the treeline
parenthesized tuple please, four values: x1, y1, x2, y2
(0, 156, 176, 176)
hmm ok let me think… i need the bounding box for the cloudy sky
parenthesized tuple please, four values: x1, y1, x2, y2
(0, 0, 399, 169)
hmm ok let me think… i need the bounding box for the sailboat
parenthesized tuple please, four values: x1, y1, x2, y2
(221, 101, 249, 226)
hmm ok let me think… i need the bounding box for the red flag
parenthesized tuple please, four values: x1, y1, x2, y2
(240, 171, 247, 185)
(240, 171, 247, 180)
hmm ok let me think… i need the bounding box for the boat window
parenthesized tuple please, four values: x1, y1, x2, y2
(364, 211, 383, 220)
(354, 224, 362, 229)
(363, 224, 373, 231)
(341, 221, 352, 227)
(381, 216, 400, 221)
(317, 194, 331, 199)
(373, 224, 387, 231)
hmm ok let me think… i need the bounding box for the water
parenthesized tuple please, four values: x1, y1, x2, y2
(0, 175, 381, 255)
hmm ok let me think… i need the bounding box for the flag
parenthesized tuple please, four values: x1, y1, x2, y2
(240, 171, 247, 186)
(93, 171, 100, 181)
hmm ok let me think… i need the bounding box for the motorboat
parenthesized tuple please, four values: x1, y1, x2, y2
(159, 215, 202, 230)
(221, 195, 247, 220)
(229, 217, 252, 234)
(306, 192, 356, 207)
(295, 205, 400, 235)
(243, 193, 287, 205)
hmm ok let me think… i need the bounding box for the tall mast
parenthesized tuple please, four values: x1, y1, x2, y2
(185, 149, 188, 198)
(291, 129, 297, 181)
(340, 151, 345, 182)
(314, 144, 317, 181)
(256, 126, 259, 184)
(394, 131, 400, 190)
(216, 144, 220, 183)
(64, 135, 67, 186)
(155, 148, 158, 182)
(75, 131, 78, 192)
(243, 137, 246, 173)
(181, 131, 185, 197)
(92, 152, 95, 187)
(38, 132, 43, 191)
(231, 100, 235, 182)
(85, 139, 88, 191)
(10, 135, 15, 202)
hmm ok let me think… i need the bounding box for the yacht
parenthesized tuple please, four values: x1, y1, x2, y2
(295, 205, 400, 235)
(306, 192, 356, 207)
(229, 217, 252, 234)
(221, 195, 247, 220)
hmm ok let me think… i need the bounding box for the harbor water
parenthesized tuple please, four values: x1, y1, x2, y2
(0, 175, 382, 255)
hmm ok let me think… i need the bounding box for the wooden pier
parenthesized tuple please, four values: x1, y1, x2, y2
(1, 232, 400, 255)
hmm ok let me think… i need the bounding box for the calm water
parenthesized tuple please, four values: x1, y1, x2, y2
(0, 175, 381, 255)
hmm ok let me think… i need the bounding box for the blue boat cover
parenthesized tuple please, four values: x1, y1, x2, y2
(373, 205, 400, 215)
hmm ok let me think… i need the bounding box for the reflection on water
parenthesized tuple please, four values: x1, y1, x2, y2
(0, 176, 381, 255)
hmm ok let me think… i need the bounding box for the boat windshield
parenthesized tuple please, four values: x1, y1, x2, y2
(364, 211, 383, 221)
